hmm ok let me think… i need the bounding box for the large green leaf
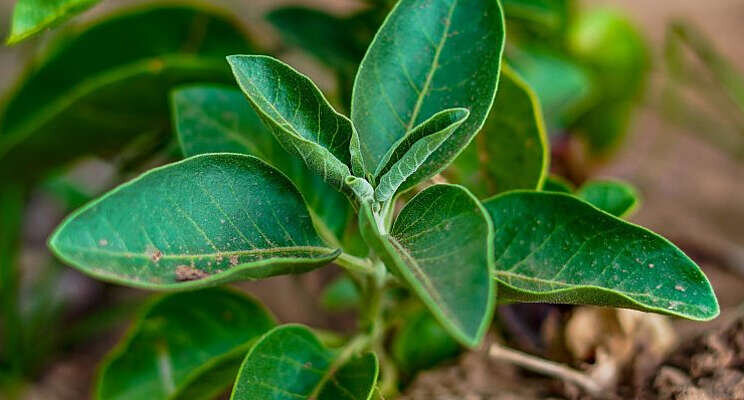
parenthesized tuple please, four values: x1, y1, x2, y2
(227, 55, 353, 191)
(231, 324, 378, 400)
(171, 85, 351, 244)
(446, 66, 548, 197)
(484, 191, 719, 320)
(576, 179, 639, 218)
(392, 307, 460, 376)
(0, 6, 251, 183)
(360, 184, 495, 347)
(374, 108, 469, 202)
(542, 174, 574, 193)
(351, 0, 506, 187)
(49, 154, 340, 289)
(6, 0, 100, 44)
(97, 288, 275, 400)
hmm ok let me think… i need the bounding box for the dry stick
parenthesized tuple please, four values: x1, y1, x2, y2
(488, 343, 605, 398)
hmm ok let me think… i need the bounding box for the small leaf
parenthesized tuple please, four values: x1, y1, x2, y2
(576, 179, 639, 218)
(447, 66, 549, 197)
(392, 307, 460, 376)
(483, 191, 719, 321)
(360, 184, 495, 347)
(346, 176, 375, 204)
(321, 275, 361, 312)
(351, 0, 506, 184)
(231, 324, 378, 400)
(374, 108, 469, 202)
(171, 85, 351, 243)
(96, 288, 275, 400)
(0, 5, 251, 183)
(49, 154, 340, 289)
(6, 0, 101, 44)
(542, 174, 574, 193)
(227, 55, 353, 191)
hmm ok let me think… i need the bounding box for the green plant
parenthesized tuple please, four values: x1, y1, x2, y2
(41, 0, 719, 398)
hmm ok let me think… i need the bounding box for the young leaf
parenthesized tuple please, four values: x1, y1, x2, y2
(231, 324, 378, 400)
(0, 6, 251, 183)
(6, 0, 101, 44)
(227, 55, 353, 190)
(374, 108, 469, 201)
(542, 174, 574, 193)
(447, 66, 549, 197)
(96, 288, 275, 400)
(321, 275, 361, 312)
(359, 184, 495, 347)
(171, 85, 351, 243)
(483, 191, 719, 321)
(576, 180, 639, 218)
(49, 154, 340, 289)
(392, 307, 460, 376)
(351, 0, 506, 184)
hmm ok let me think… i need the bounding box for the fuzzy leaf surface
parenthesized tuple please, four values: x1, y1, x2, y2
(97, 288, 275, 400)
(351, 0, 505, 185)
(231, 324, 378, 400)
(484, 191, 719, 320)
(360, 184, 495, 347)
(0, 6, 251, 183)
(374, 108, 469, 201)
(49, 154, 339, 289)
(171, 85, 351, 243)
(447, 66, 548, 197)
(228, 55, 353, 190)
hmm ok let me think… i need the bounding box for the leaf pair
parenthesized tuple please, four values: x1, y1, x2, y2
(97, 289, 380, 400)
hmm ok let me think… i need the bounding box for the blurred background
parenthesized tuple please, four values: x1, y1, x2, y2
(0, 0, 742, 399)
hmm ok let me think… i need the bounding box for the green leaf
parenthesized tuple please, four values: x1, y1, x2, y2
(508, 46, 593, 131)
(542, 174, 574, 193)
(231, 324, 378, 400)
(359, 184, 495, 347)
(6, 0, 100, 44)
(392, 307, 460, 376)
(171, 85, 351, 243)
(576, 179, 639, 218)
(446, 66, 549, 197)
(321, 275, 361, 312)
(0, 5, 252, 183)
(351, 0, 506, 186)
(503, 0, 570, 33)
(483, 191, 719, 321)
(97, 288, 275, 400)
(49, 153, 340, 289)
(227, 55, 353, 191)
(374, 108, 469, 202)
(266, 7, 365, 73)
(0, 184, 24, 371)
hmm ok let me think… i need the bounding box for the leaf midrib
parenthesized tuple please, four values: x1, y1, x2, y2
(55, 244, 335, 261)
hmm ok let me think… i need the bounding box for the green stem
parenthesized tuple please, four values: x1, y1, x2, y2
(336, 253, 377, 276)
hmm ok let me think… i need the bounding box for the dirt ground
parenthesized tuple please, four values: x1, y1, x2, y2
(0, 0, 743, 399)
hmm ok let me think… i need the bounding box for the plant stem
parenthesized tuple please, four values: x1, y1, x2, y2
(488, 343, 604, 397)
(336, 253, 377, 276)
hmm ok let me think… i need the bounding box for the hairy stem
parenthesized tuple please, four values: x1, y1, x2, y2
(488, 343, 604, 397)
(336, 253, 378, 276)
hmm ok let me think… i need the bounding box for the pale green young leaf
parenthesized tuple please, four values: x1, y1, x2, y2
(171, 85, 351, 242)
(483, 191, 719, 321)
(576, 179, 639, 218)
(49, 154, 340, 290)
(227, 55, 353, 190)
(374, 108, 469, 201)
(0, 6, 252, 183)
(231, 324, 378, 400)
(96, 288, 275, 400)
(359, 184, 495, 347)
(447, 66, 549, 197)
(351, 0, 506, 185)
(6, 0, 100, 44)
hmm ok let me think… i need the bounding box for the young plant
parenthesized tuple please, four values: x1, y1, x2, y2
(47, 0, 717, 398)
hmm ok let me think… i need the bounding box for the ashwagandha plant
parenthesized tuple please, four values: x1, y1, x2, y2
(45, 0, 718, 398)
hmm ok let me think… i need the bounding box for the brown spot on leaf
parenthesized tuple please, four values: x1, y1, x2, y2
(229, 255, 239, 266)
(98, 239, 108, 247)
(175, 265, 209, 282)
(151, 250, 163, 262)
